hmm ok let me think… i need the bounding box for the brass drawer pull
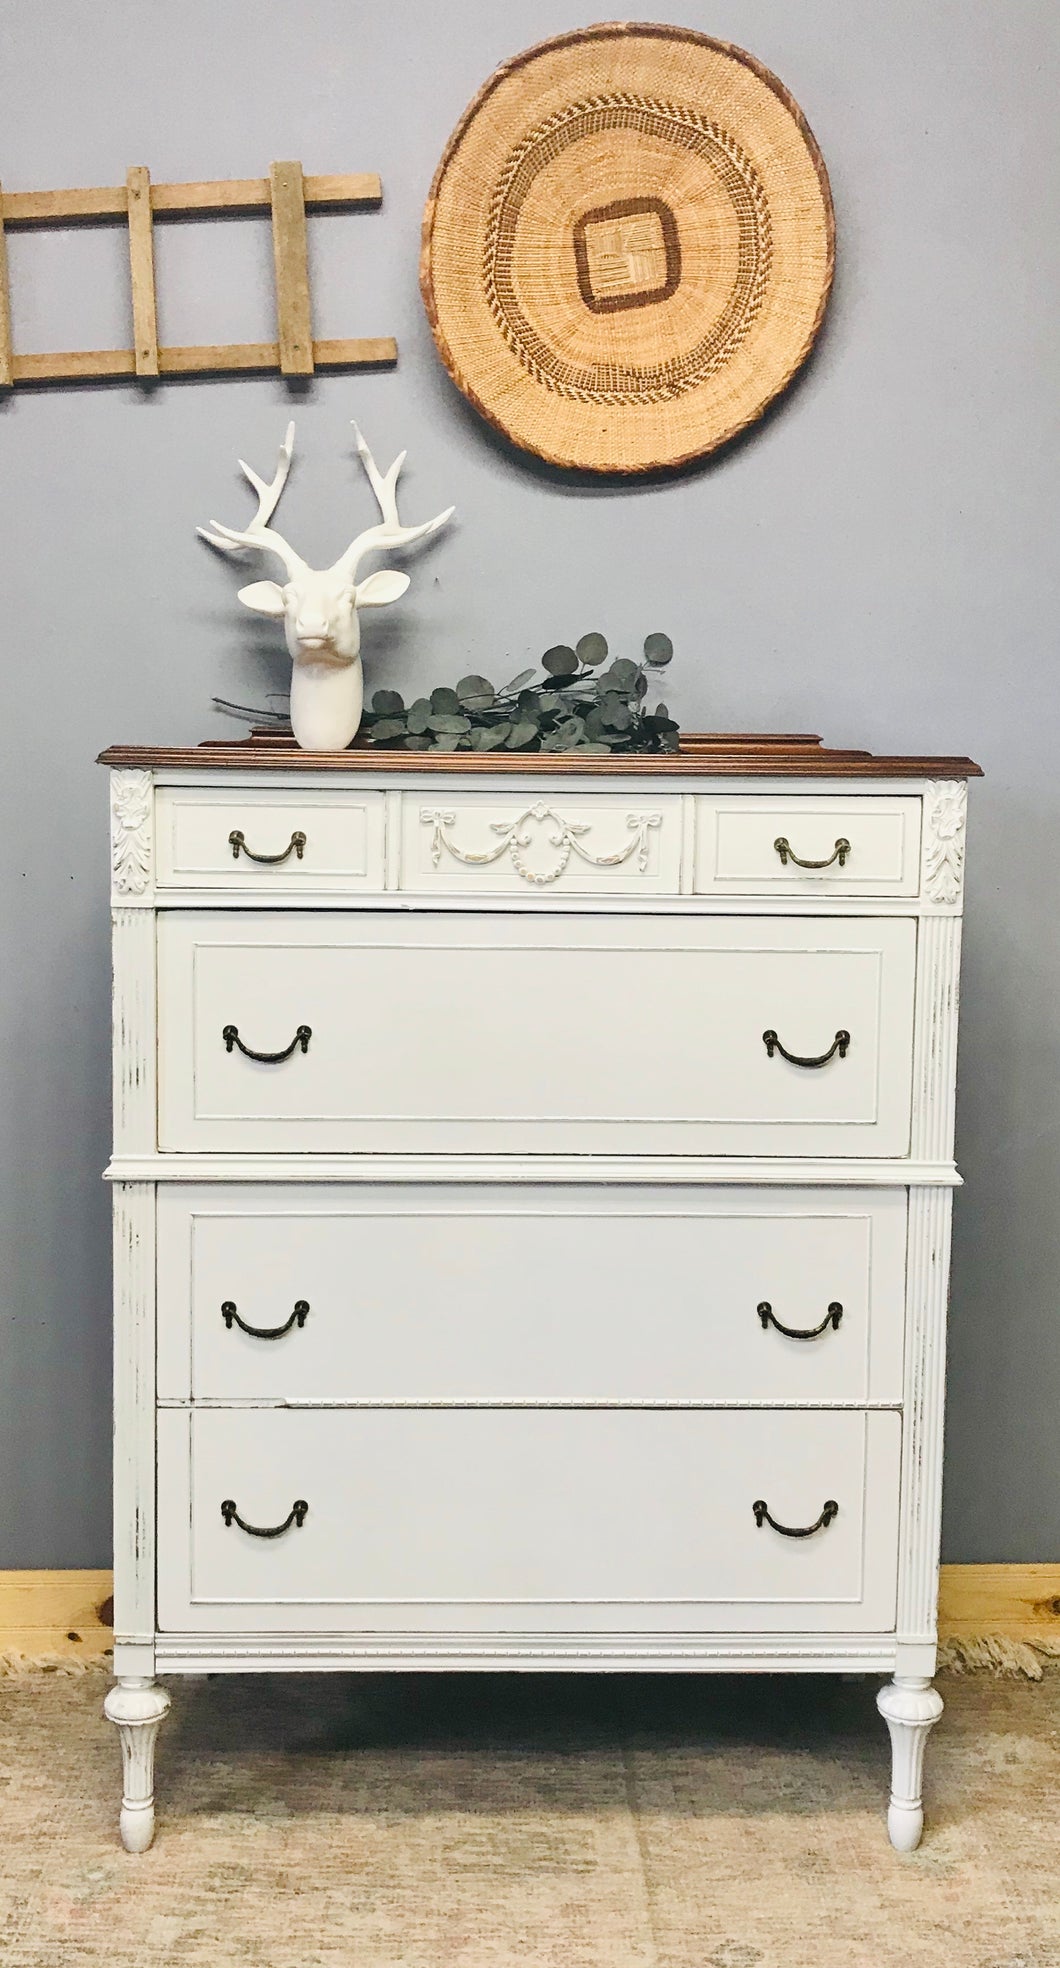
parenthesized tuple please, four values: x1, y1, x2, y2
(223, 1023, 311, 1063)
(763, 1028, 849, 1068)
(229, 827, 307, 865)
(753, 1498, 839, 1538)
(221, 1498, 308, 1538)
(222, 1299, 309, 1340)
(774, 835, 850, 870)
(758, 1300, 843, 1341)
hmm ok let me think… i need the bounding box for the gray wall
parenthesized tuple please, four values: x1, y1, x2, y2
(1, 1, 1057, 1567)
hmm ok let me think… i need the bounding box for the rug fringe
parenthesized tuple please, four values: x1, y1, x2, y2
(938, 1634, 1060, 1679)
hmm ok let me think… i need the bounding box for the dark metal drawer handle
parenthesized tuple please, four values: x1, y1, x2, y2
(774, 835, 850, 870)
(229, 828, 306, 865)
(763, 1028, 849, 1068)
(753, 1498, 839, 1537)
(221, 1498, 308, 1537)
(223, 1023, 311, 1063)
(758, 1300, 843, 1341)
(222, 1299, 309, 1340)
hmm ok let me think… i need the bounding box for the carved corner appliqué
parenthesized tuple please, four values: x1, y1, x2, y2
(921, 781, 967, 906)
(421, 803, 662, 886)
(111, 770, 153, 897)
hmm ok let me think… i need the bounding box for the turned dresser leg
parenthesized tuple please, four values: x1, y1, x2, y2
(876, 1676, 944, 1851)
(103, 1679, 171, 1852)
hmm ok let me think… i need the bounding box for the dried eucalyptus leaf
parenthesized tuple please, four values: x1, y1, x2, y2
(368, 717, 407, 742)
(430, 686, 461, 714)
(577, 740, 612, 754)
(428, 712, 471, 734)
(644, 632, 674, 666)
(503, 668, 536, 694)
(607, 657, 639, 690)
(600, 696, 633, 731)
(372, 689, 405, 715)
(576, 632, 608, 666)
(457, 675, 496, 707)
(507, 721, 540, 748)
(402, 733, 433, 750)
(470, 723, 512, 750)
(542, 644, 578, 677)
(407, 698, 432, 735)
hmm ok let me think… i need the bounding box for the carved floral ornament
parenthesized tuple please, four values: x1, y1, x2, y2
(422, 804, 662, 886)
(921, 781, 967, 906)
(111, 769, 153, 896)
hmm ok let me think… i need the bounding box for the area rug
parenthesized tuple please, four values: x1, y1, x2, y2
(1, 1667, 1057, 1967)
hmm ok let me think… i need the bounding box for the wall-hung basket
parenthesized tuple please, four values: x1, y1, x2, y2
(420, 23, 834, 473)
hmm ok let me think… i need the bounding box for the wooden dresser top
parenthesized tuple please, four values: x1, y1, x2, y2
(98, 734, 982, 778)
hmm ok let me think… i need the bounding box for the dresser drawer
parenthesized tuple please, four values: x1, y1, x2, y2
(694, 796, 922, 895)
(155, 786, 386, 892)
(156, 1407, 901, 1634)
(156, 913, 916, 1156)
(399, 793, 682, 895)
(157, 1186, 906, 1405)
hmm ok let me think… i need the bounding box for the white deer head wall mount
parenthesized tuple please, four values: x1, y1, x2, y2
(199, 422, 453, 751)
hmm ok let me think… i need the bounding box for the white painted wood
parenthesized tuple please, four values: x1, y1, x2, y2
(103, 1679, 171, 1853)
(110, 769, 154, 906)
(156, 912, 916, 1156)
(111, 911, 157, 1156)
(156, 1184, 906, 1405)
(156, 1407, 900, 1634)
(111, 1184, 156, 1671)
(106, 762, 971, 1849)
(155, 786, 386, 892)
(896, 1186, 953, 1651)
(910, 916, 963, 1162)
(400, 794, 681, 894)
(920, 782, 967, 907)
(694, 796, 922, 896)
(154, 1632, 902, 1674)
(109, 1152, 962, 1185)
(876, 1677, 945, 1851)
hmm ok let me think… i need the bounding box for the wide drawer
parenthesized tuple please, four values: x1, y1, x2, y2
(400, 794, 681, 895)
(156, 1185, 907, 1404)
(155, 786, 386, 892)
(156, 913, 916, 1155)
(694, 796, 922, 895)
(156, 1407, 901, 1634)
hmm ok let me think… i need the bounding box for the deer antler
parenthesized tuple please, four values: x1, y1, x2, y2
(332, 423, 454, 582)
(198, 421, 306, 578)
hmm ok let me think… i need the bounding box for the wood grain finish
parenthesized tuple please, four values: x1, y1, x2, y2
(269, 162, 313, 377)
(12, 339, 396, 385)
(125, 168, 159, 377)
(0, 173, 382, 224)
(97, 737, 982, 778)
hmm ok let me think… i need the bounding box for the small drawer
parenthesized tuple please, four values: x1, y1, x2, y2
(694, 796, 922, 895)
(157, 1406, 901, 1634)
(399, 793, 682, 894)
(155, 786, 386, 892)
(157, 1185, 907, 1406)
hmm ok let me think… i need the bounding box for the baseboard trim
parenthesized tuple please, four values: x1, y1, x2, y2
(1, 1565, 1058, 1662)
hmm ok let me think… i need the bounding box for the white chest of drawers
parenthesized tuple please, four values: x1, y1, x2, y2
(100, 735, 978, 1854)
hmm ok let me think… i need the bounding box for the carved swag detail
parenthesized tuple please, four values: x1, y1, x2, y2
(421, 803, 662, 887)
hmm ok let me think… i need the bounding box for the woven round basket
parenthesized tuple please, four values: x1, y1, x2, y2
(421, 23, 834, 473)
